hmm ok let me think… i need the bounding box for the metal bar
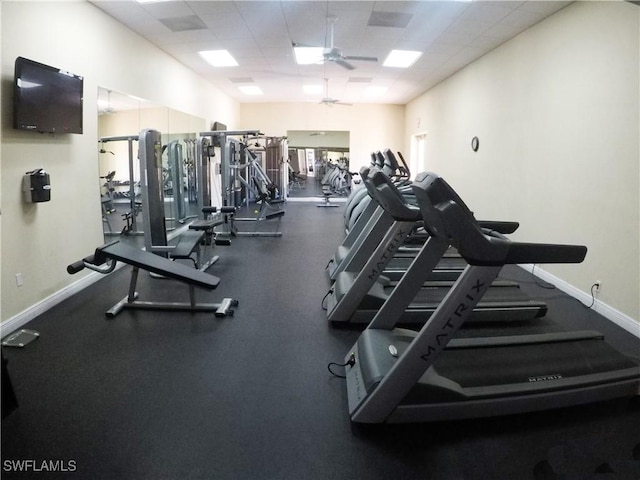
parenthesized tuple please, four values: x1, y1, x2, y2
(128, 137, 138, 232)
(199, 130, 261, 137)
(99, 135, 139, 143)
(128, 267, 139, 302)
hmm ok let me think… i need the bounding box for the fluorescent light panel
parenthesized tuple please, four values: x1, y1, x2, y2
(199, 50, 238, 67)
(239, 85, 263, 95)
(383, 50, 422, 68)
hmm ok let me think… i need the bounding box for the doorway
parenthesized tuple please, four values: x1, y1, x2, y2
(410, 133, 427, 179)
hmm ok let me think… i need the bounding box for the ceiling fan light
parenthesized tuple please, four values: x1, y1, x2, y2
(294, 47, 325, 65)
(383, 50, 422, 68)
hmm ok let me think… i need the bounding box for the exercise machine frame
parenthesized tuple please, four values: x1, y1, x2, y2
(67, 240, 238, 318)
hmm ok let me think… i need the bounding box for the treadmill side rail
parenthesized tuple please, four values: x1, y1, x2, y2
(348, 264, 501, 423)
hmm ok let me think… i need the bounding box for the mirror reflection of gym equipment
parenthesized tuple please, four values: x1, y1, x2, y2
(98, 88, 291, 245)
(286, 130, 354, 203)
(199, 129, 288, 237)
(97, 88, 206, 245)
(99, 135, 141, 236)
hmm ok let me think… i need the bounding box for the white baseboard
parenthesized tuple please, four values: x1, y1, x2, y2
(287, 197, 347, 203)
(3, 259, 637, 341)
(520, 264, 640, 338)
(0, 266, 122, 339)
(0, 229, 186, 339)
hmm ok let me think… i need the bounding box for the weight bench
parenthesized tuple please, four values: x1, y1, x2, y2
(152, 216, 225, 272)
(189, 206, 236, 248)
(168, 229, 206, 268)
(318, 185, 340, 208)
(67, 240, 238, 318)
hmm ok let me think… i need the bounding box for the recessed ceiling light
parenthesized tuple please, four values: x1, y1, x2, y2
(303, 85, 323, 95)
(293, 47, 324, 65)
(239, 85, 263, 95)
(199, 50, 238, 67)
(383, 50, 422, 68)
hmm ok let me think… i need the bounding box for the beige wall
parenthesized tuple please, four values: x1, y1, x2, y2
(238, 103, 405, 172)
(405, 1, 639, 322)
(1, 1, 239, 323)
(2, 0, 638, 328)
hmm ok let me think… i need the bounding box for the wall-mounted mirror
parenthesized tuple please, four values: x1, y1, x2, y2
(286, 130, 350, 198)
(97, 87, 207, 244)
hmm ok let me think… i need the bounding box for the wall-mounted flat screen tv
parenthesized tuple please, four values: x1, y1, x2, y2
(13, 57, 84, 134)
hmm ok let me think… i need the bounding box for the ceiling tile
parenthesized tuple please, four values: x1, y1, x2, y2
(159, 15, 207, 33)
(89, 0, 569, 104)
(367, 11, 413, 28)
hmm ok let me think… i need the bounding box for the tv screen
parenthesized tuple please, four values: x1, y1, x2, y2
(13, 57, 84, 134)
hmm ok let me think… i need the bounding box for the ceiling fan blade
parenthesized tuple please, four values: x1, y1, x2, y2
(320, 99, 351, 107)
(333, 58, 356, 70)
(344, 55, 378, 62)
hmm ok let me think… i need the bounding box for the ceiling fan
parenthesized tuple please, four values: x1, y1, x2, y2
(320, 78, 351, 107)
(294, 16, 378, 71)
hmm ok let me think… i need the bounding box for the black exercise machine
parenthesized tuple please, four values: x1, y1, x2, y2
(198, 130, 285, 238)
(325, 168, 547, 325)
(67, 240, 238, 318)
(343, 171, 639, 423)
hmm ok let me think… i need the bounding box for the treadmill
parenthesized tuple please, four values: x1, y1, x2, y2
(343, 172, 640, 423)
(328, 185, 466, 283)
(326, 168, 548, 325)
(330, 150, 448, 281)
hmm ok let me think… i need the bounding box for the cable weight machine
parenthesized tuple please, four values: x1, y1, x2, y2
(99, 135, 142, 235)
(199, 129, 286, 237)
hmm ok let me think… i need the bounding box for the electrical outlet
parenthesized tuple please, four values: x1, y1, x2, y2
(15, 273, 24, 287)
(594, 280, 602, 294)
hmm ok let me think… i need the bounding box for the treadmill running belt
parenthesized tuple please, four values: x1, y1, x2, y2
(360, 283, 543, 310)
(405, 339, 640, 403)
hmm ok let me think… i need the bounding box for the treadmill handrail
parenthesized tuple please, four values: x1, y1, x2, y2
(412, 173, 587, 266)
(445, 330, 605, 349)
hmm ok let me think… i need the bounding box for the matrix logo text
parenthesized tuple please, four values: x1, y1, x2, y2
(3, 459, 77, 473)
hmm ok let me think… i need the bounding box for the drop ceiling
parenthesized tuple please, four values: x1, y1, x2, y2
(90, 0, 571, 105)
